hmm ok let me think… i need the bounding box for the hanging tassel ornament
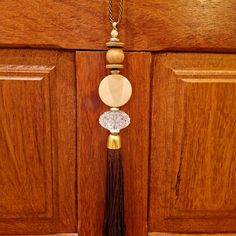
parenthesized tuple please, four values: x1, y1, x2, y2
(98, 1, 131, 235)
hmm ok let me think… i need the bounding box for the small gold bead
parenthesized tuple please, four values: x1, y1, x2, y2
(110, 107, 119, 111)
(110, 69, 120, 74)
(106, 48, 125, 64)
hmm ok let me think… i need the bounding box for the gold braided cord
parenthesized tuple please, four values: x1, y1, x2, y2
(108, 0, 123, 27)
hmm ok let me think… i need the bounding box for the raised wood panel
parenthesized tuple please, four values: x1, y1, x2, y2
(149, 53, 236, 233)
(0, 65, 52, 219)
(77, 52, 151, 236)
(0, 50, 76, 234)
(0, 1, 235, 51)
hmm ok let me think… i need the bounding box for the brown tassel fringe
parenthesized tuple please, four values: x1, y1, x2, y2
(103, 149, 125, 236)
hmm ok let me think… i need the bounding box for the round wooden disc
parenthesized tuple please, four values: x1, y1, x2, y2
(99, 74, 132, 107)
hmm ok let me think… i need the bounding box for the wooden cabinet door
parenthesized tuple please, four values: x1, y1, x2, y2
(149, 53, 236, 234)
(0, 50, 76, 234)
(76, 52, 236, 235)
(76, 52, 151, 236)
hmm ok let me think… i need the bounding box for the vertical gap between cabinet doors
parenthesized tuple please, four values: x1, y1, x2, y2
(147, 52, 155, 223)
(74, 51, 79, 232)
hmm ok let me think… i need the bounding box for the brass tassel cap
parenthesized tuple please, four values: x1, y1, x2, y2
(107, 134, 121, 150)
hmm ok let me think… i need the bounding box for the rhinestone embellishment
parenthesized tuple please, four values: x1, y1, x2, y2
(99, 110, 131, 133)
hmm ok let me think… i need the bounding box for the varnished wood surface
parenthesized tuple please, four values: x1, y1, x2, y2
(0, 50, 76, 234)
(0, 1, 235, 51)
(77, 52, 151, 236)
(149, 53, 236, 233)
(149, 234, 236, 236)
(1, 234, 78, 236)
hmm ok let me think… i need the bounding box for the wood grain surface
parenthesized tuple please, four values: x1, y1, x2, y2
(77, 51, 151, 236)
(0, 50, 76, 234)
(0, 0, 235, 51)
(149, 234, 236, 236)
(149, 53, 236, 233)
(0, 234, 78, 236)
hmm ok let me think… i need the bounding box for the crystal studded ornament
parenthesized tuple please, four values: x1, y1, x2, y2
(99, 109, 130, 133)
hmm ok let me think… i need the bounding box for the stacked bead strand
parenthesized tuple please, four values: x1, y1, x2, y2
(99, 22, 130, 236)
(99, 22, 132, 136)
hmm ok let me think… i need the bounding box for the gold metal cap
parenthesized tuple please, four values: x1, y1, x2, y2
(107, 134, 121, 150)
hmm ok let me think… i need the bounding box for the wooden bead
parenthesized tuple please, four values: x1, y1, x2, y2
(106, 48, 125, 64)
(106, 64, 124, 69)
(106, 41, 124, 48)
(99, 74, 132, 107)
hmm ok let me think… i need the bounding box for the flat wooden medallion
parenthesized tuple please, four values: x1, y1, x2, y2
(98, 74, 132, 107)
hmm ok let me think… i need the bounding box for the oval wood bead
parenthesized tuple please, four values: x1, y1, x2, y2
(99, 74, 132, 107)
(106, 48, 125, 64)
